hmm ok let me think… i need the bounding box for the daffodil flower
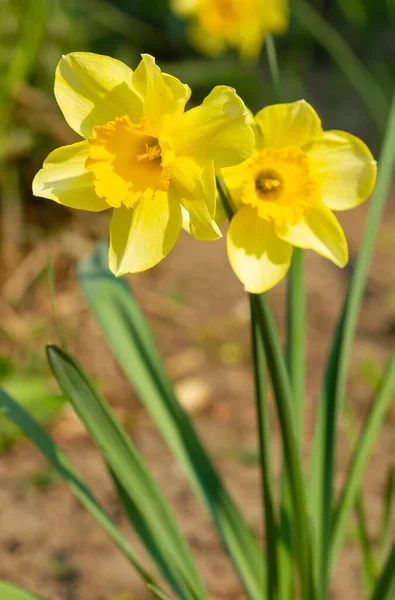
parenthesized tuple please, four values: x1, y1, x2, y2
(222, 100, 377, 293)
(171, 0, 288, 61)
(33, 52, 254, 275)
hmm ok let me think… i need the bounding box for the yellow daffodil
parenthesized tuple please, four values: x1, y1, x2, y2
(33, 52, 254, 275)
(222, 100, 377, 293)
(171, 0, 288, 61)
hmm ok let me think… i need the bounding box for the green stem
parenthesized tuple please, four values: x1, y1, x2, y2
(216, 171, 315, 600)
(251, 293, 316, 600)
(286, 248, 306, 435)
(250, 297, 279, 600)
(266, 34, 283, 102)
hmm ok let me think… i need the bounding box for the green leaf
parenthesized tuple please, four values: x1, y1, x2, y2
(379, 466, 395, 559)
(0, 388, 154, 586)
(309, 93, 395, 598)
(330, 351, 395, 567)
(0, 582, 45, 600)
(0, 375, 64, 450)
(148, 585, 175, 600)
(77, 244, 264, 600)
(370, 544, 395, 600)
(46, 345, 207, 600)
(355, 495, 377, 595)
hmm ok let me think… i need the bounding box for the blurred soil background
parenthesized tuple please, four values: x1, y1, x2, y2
(1, 1, 395, 599)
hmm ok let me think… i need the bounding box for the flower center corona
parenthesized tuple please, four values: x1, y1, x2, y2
(241, 146, 319, 226)
(86, 116, 172, 208)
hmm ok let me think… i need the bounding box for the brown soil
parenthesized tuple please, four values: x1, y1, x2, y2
(1, 191, 395, 600)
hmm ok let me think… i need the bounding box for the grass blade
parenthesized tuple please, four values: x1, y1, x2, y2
(330, 351, 395, 567)
(0, 582, 46, 600)
(47, 345, 207, 600)
(250, 297, 278, 600)
(0, 388, 154, 586)
(78, 244, 264, 600)
(370, 544, 395, 600)
(309, 93, 395, 597)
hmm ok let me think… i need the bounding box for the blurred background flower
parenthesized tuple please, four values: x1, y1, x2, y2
(170, 0, 289, 61)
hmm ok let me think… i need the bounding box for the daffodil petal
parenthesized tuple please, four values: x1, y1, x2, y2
(227, 206, 293, 293)
(132, 54, 191, 132)
(306, 130, 377, 211)
(255, 100, 323, 150)
(170, 157, 221, 240)
(32, 141, 108, 212)
(109, 192, 182, 275)
(221, 160, 252, 209)
(277, 201, 348, 267)
(55, 52, 143, 138)
(173, 86, 254, 168)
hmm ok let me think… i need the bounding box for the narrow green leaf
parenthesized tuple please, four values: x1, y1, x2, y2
(0, 582, 45, 600)
(355, 495, 377, 595)
(250, 297, 278, 600)
(77, 245, 264, 600)
(379, 466, 395, 559)
(310, 93, 395, 598)
(330, 351, 395, 567)
(370, 544, 395, 600)
(0, 389, 154, 586)
(46, 345, 207, 600)
(148, 585, 175, 600)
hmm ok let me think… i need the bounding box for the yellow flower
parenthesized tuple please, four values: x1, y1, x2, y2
(171, 0, 288, 61)
(33, 52, 254, 275)
(222, 100, 377, 293)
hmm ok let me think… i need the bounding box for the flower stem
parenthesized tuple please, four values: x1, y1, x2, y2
(251, 293, 316, 600)
(250, 296, 279, 600)
(266, 34, 283, 103)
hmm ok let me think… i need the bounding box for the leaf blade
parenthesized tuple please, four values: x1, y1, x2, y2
(77, 244, 265, 600)
(46, 345, 207, 600)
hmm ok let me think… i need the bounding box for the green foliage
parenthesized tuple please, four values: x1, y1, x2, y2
(0, 365, 64, 451)
(0, 582, 45, 600)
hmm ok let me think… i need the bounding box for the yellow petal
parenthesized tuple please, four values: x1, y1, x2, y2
(173, 86, 255, 168)
(170, 157, 221, 240)
(109, 191, 182, 275)
(132, 54, 191, 133)
(306, 130, 377, 211)
(32, 141, 108, 212)
(255, 100, 323, 150)
(227, 206, 293, 293)
(55, 52, 143, 138)
(221, 160, 251, 209)
(277, 201, 348, 267)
